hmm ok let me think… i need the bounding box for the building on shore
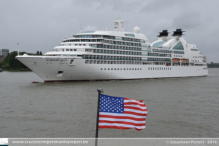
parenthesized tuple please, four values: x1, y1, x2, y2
(208, 62, 219, 68)
(0, 48, 9, 57)
(0, 55, 4, 63)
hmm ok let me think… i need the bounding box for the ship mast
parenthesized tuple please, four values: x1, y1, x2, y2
(114, 18, 128, 32)
(17, 43, 19, 56)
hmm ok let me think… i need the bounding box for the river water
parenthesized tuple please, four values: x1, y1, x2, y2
(0, 69, 218, 138)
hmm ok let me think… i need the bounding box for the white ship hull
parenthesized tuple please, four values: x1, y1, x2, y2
(17, 56, 208, 82)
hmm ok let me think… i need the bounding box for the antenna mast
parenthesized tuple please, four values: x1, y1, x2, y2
(17, 43, 19, 56)
(114, 18, 129, 32)
(80, 24, 83, 32)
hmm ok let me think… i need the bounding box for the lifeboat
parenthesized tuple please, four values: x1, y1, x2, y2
(172, 58, 179, 61)
(181, 59, 188, 62)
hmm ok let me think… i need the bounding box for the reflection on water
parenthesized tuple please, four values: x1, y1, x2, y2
(0, 69, 219, 138)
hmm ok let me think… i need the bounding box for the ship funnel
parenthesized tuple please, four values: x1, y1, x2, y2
(172, 29, 185, 36)
(157, 30, 169, 37)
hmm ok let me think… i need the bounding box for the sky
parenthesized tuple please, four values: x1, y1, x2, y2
(0, 0, 218, 62)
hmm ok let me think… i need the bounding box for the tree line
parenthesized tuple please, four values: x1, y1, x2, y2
(207, 63, 219, 68)
(0, 51, 43, 71)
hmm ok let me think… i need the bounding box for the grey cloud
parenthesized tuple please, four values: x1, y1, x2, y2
(172, 11, 204, 30)
(0, 0, 219, 62)
(73, 0, 144, 12)
(140, 0, 187, 14)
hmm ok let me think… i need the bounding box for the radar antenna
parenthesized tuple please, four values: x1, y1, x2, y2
(80, 24, 83, 32)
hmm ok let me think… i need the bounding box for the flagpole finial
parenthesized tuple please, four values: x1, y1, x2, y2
(97, 88, 103, 93)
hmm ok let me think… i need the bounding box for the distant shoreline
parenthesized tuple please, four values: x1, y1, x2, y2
(2, 69, 32, 72)
(2, 70, 32, 72)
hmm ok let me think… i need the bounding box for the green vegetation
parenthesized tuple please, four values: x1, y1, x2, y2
(0, 51, 43, 71)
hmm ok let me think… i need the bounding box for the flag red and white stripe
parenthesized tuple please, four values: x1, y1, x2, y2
(98, 95, 147, 131)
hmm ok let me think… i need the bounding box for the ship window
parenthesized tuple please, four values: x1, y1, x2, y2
(129, 68, 131, 70)
(111, 68, 113, 70)
(70, 49, 73, 51)
(173, 41, 184, 50)
(114, 68, 116, 70)
(124, 68, 126, 70)
(74, 49, 77, 51)
(79, 44, 82, 46)
(75, 44, 77, 46)
(101, 68, 103, 70)
(62, 49, 64, 51)
(152, 41, 165, 47)
(104, 68, 106, 70)
(117, 68, 119, 70)
(140, 68, 142, 70)
(66, 49, 69, 51)
(83, 44, 86, 46)
(69, 44, 71, 46)
(108, 68, 110, 70)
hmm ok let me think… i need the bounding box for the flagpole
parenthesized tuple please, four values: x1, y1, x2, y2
(17, 43, 19, 56)
(95, 88, 103, 146)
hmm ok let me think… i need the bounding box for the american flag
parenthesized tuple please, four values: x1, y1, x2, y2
(98, 94, 147, 131)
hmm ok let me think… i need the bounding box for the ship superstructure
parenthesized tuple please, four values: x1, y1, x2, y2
(16, 18, 208, 82)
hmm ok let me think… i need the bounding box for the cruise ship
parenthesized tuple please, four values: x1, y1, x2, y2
(16, 18, 208, 82)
